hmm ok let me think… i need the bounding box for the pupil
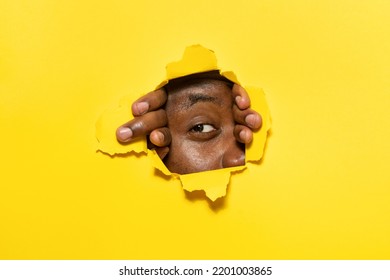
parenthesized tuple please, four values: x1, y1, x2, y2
(193, 124, 204, 132)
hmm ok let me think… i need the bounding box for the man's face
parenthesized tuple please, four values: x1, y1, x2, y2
(164, 79, 245, 174)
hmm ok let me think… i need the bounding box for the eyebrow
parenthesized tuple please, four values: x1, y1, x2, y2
(186, 93, 219, 108)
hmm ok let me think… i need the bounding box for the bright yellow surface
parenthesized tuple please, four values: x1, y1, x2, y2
(1, 0, 389, 259)
(96, 45, 271, 201)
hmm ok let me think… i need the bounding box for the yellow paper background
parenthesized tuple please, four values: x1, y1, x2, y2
(96, 45, 271, 202)
(1, 0, 389, 259)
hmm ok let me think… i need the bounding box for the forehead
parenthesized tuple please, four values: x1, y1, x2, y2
(165, 79, 233, 110)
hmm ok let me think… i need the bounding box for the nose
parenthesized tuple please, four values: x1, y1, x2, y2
(222, 141, 245, 168)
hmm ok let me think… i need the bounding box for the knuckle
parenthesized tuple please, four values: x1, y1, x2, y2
(131, 119, 147, 133)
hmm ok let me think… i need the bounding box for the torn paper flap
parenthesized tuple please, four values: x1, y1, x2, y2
(96, 44, 271, 201)
(96, 96, 147, 155)
(179, 165, 246, 202)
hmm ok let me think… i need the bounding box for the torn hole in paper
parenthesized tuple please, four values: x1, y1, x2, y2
(96, 45, 271, 201)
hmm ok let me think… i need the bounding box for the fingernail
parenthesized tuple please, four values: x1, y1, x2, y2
(245, 114, 260, 129)
(156, 131, 164, 143)
(239, 130, 252, 144)
(135, 102, 149, 115)
(118, 127, 133, 140)
(150, 131, 164, 145)
(235, 96, 242, 104)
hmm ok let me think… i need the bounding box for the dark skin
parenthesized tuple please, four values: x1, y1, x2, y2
(164, 79, 245, 174)
(116, 75, 262, 174)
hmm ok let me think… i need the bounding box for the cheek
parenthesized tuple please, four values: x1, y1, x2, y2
(164, 116, 239, 174)
(186, 142, 223, 171)
(166, 139, 224, 174)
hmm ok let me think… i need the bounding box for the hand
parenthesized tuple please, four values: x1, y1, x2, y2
(116, 88, 172, 159)
(116, 84, 262, 160)
(232, 84, 262, 144)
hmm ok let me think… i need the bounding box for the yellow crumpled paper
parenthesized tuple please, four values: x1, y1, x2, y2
(96, 44, 271, 201)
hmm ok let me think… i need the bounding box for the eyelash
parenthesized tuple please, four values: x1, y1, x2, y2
(188, 123, 220, 141)
(191, 124, 216, 133)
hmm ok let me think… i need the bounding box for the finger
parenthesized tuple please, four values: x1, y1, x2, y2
(232, 84, 250, 110)
(155, 147, 169, 160)
(234, 125, 253, 144)
(116, 109, 167, 143)
(149, 127, 172, 147)
(146, 132, 170, 160)
(132, 88, 167, 116)
(233, 105, 262, 130)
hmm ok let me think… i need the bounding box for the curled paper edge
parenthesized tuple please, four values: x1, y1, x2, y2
(95, 44, 271, 201)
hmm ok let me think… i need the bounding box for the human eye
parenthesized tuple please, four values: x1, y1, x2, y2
(191, 124, 216, 133)
(188, 123, 220, 141)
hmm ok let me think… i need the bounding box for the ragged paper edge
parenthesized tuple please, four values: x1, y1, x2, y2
(95, 44, 271, 201)
(95, 96, 147, 156)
